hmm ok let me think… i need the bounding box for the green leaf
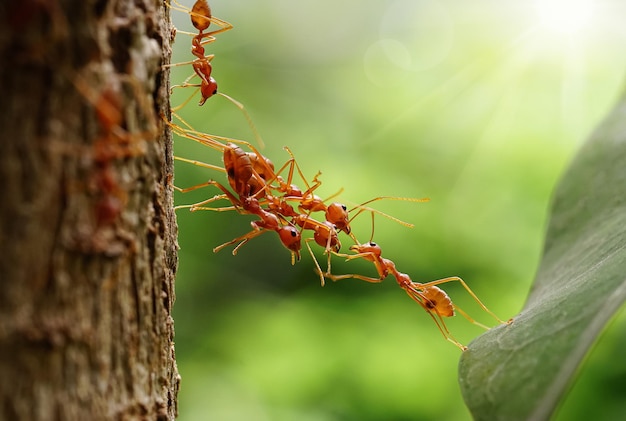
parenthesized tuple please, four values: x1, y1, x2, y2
(458, 91, 626, 421)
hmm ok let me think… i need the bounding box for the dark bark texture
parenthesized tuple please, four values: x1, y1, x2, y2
(0, 0, 179, 419)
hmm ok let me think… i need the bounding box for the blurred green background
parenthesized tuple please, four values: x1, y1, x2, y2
(169, 1, 626, 420)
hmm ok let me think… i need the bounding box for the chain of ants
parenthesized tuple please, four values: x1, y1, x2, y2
(166, 0, 511, 350)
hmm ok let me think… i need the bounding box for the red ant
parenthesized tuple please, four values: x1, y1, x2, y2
(167, 0, 232, 106)
(319, 236, 508, 350)
(165, 0, 264, 147)
(66, 73, 156, 253)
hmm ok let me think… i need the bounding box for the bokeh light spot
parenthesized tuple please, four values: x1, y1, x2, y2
(535, 0, 595, 35)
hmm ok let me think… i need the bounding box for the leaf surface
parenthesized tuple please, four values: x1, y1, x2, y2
(458, 92, 626, 421)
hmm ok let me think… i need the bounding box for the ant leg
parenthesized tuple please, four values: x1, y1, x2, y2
(281, 146, 317, 193)
(305, 239, 327, 286)
(313, 238, 389, 283)
(170, 75, 264, 149)
(321, 187, 344, 202)
(167, 115, 229, 152)
(251, 149, 322, 205)
(356, 196, 431, 209)
(213, 226, 266, 255)
(419, 276, 507, 325)
(175, 179, 243, 213)
(170, 110, 263, 160)
(173, 190, 231, 212)
(423, 310, 468, 351)
(174, 180, 221, 194)
(264, 149, 301, 190)
(452, 305, 491, 330)
(403, 287, 468, 350)
(174, 156, 226, 173)
(351, 206, 416, 228)
(200, 16, 233, 38)
(170, 29, 198, 38)
(170, 87, 201, 113)
(186, 204, 237, 212)
(216, 93, 265, 149)
(322, 270, 384, 284)
(164, 56, 211, 70)
(323, 245, 333, 283)
(347, 196, 430, 229)
(174, 192, 237, 213)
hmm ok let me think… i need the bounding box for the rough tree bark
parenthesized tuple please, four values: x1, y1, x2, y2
(0, 1, 179, 419)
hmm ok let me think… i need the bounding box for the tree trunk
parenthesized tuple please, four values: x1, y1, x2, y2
(0, 1, 179, 419)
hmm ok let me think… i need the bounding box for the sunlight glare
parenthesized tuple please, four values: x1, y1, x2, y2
(535, 0, 595, 35)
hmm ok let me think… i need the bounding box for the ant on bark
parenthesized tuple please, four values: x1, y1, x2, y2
(169, 119, 342, 267)
(64, 72, 157, 254)
(171, 140, 324, 264)
(165, 0, 264, 147)
(167, 0, 231, 106)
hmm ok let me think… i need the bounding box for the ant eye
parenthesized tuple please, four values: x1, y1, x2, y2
(212, 89, 218, 95)
(341, 204, 347, 210)
(290, 230, 297, 237)
(369, 242, 377, 247)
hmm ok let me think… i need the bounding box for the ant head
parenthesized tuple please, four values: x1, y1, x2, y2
(325, 203, 350, 234)
(278, 225, 301, 257)
(198, 77, 218, 105)
(349, 242, 382, 256)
